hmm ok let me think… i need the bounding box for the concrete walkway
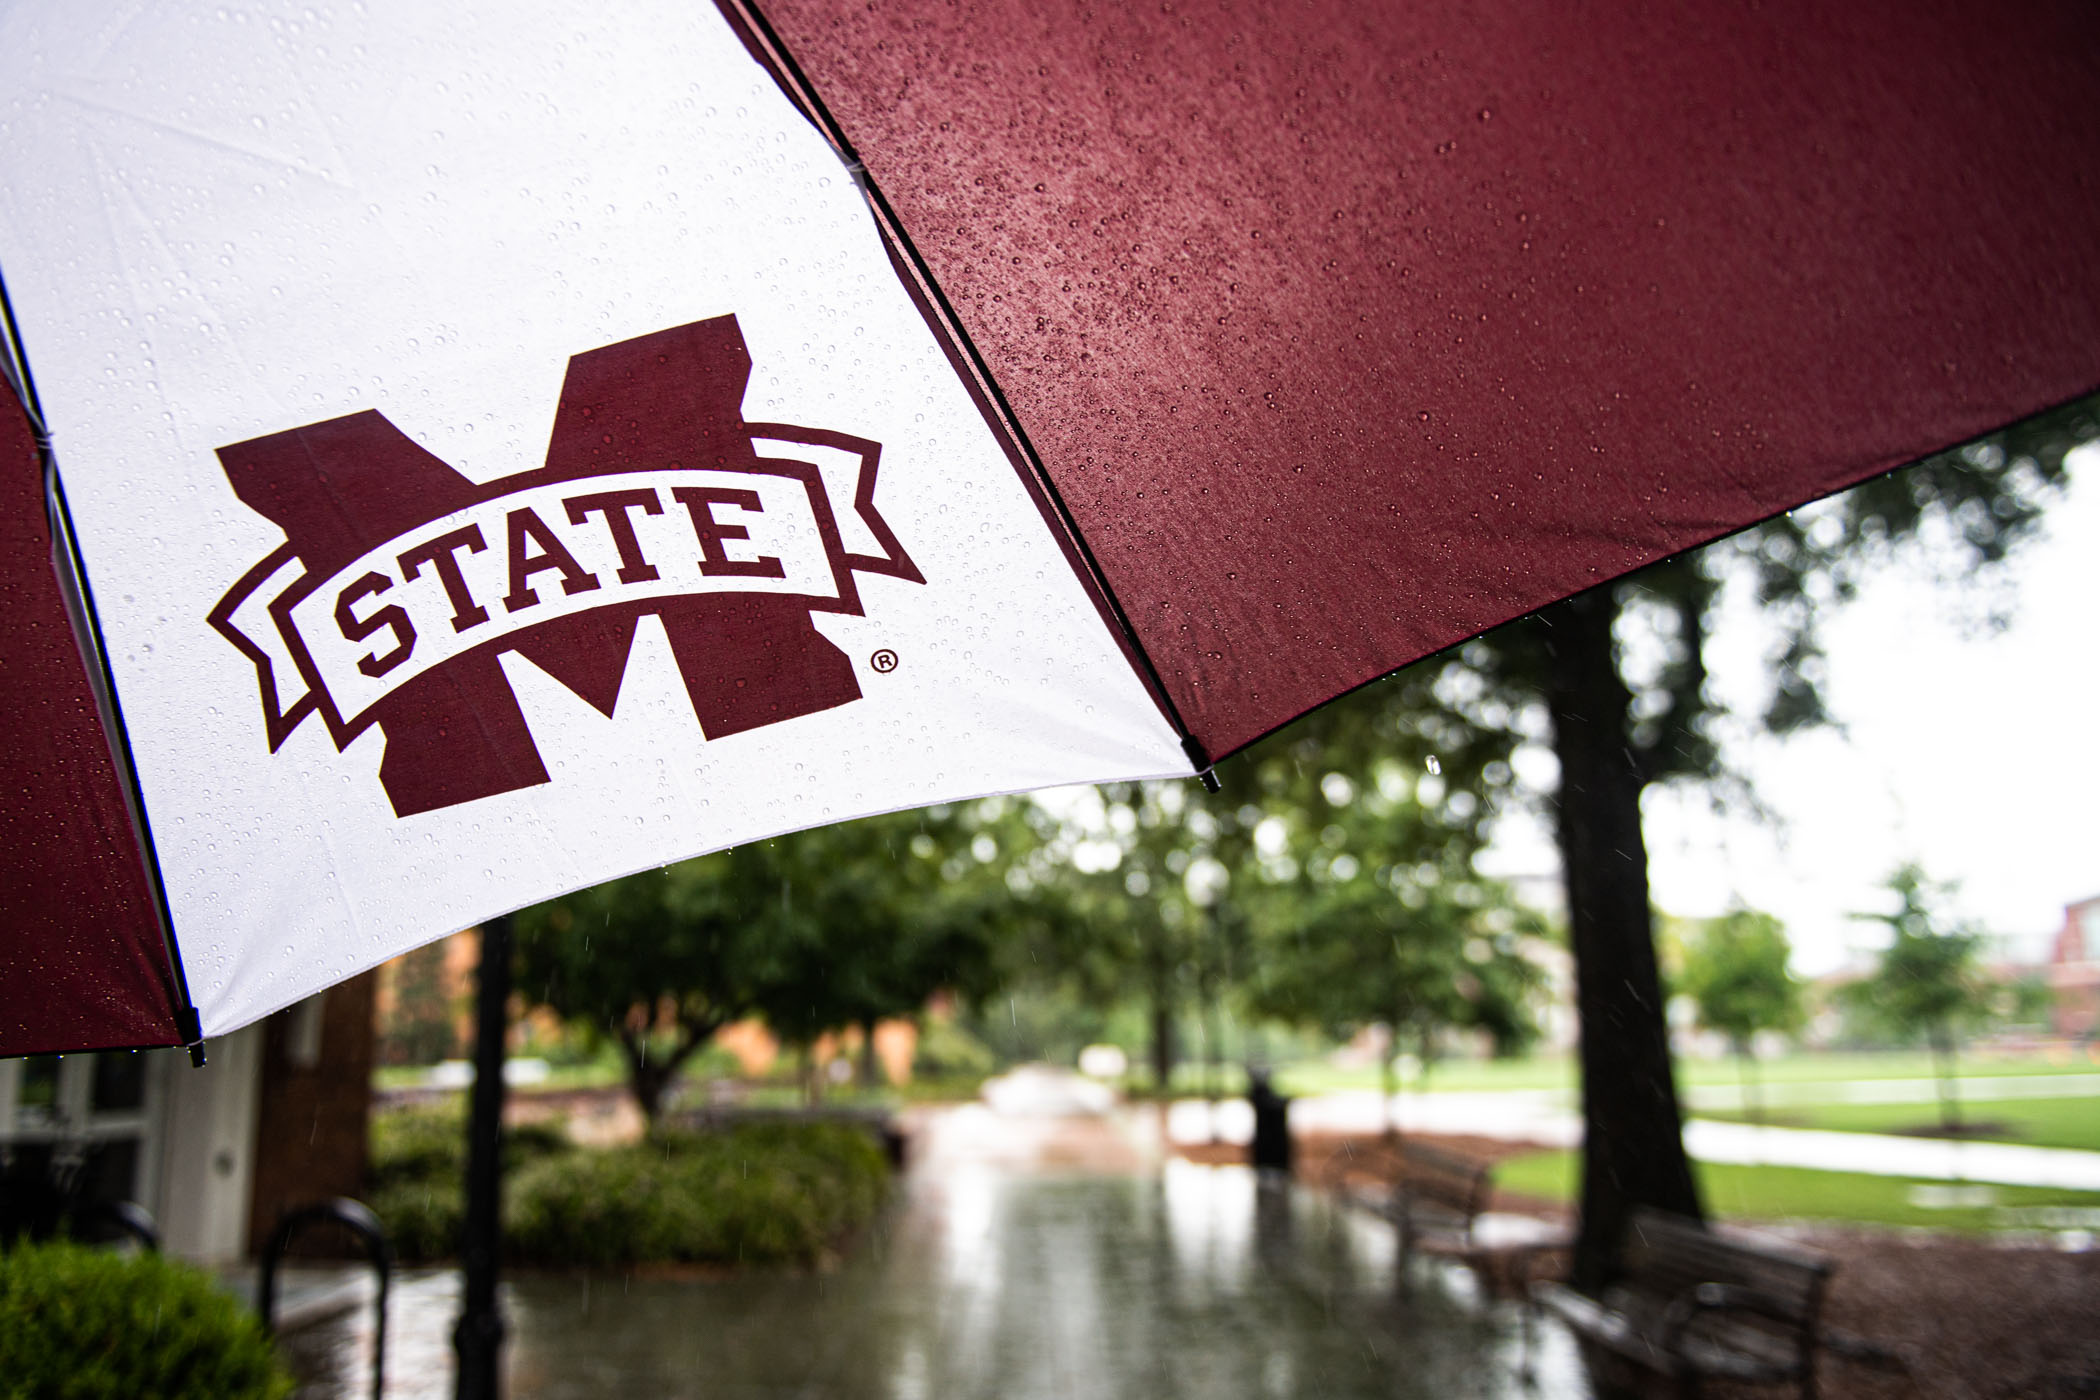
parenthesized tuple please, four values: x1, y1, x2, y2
(288, 1088, 1579, 1399)
(1164, 1083, 2100, 1191)
(1681, 1072, 2100, 1112)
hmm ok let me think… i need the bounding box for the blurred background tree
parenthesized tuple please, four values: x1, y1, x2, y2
(742, 808, 1012, 1098)
(1334, 393, 2098, 1284)
(1678, 909, 1804, 1124)
(1845, 863, 1994, 1131)
(514, 853, 778, 1121)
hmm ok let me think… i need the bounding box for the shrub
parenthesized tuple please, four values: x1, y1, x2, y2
(367, 1107, 890, 1268)
(363, 1175, 461, 1264)
(368, 1104, 581, 1261)
(0, 1241, 293, 1400)
(912, 1018, 997, 1080)
(369, 1103, 468, 1188)
(506, 1123, 889, 1268)
(372, 1104, 571, 1183)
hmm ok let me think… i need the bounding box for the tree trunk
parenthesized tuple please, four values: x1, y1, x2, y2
(620, 1033, 672, 1123)
(1737, 1039, 1764, 1127)
(801, 1043, 823, 1106)
(858, 1017, 882, 1090)
(620, 1027, 709, 1123)
(1931, 1027, 1962, 1131)
(1540, 589, 1703, 1291)
(1150, 995, 1176, 1096)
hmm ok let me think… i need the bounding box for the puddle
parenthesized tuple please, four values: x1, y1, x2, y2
(287, 1109, 1581, 1398)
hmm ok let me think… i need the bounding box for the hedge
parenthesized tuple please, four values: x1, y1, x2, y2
(0, 1241, 293, 1400)
(368, 1109, 889, 1268)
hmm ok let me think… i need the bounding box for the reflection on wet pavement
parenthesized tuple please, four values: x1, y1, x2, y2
(288, 1103, 1581, 1398)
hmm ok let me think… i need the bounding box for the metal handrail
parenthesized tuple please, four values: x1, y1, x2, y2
(71, 1198, 160, 1252)
(0, 1140, 160, 1253)
(259, 1197, 393, 1400)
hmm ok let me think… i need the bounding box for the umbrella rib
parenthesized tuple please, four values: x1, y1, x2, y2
(0, 265, 208, 1063)
(712, 0, 1218, 789)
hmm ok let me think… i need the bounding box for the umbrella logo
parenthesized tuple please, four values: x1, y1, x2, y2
(208, 314, 922, 818)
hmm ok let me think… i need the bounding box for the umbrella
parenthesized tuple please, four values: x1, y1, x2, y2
(5, 0, 2095, 1060)
(6, 3, 2096, 1395)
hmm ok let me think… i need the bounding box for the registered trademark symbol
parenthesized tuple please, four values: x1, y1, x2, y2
(870, 648, 899, 673)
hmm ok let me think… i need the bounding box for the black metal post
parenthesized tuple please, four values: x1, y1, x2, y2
(454, 914, 511, 1400)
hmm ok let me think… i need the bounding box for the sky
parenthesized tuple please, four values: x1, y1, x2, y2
(1480, 444, 2100, 976)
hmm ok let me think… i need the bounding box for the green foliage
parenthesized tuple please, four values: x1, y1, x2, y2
(2003, 973, 2056, 1029)
(365, 1103, 576, 1262)
(1494, 1148, 2100, 1232)
(1257, 889, 1543, 1079)
(1680, 909, 1804, 1050)
(989, 711, 1531, 1092)
(368, 1101, 470, 1184)
(911, 1016, 998, 1079)
(514, 854, 781, 1118)
(1242, 775, 1546, 1073)
(365, 1106, 887, 1267)
(1846, 865, 1993, 1044)
(1418, 395, 2098, 795)
(507, 1124, 887, 1268)
(1845, 863, 1997, 1128)
(515, 805, 1021, 1111)
(369, 1102, 568, 1185)
(0, 1242, 293, 1400)
(362, 1175, 461, 1264)
(738, 808, 1013, 1077)
(1698, 1094, 2100, 1153)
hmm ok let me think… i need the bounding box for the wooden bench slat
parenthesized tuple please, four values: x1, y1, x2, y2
(1530, 1208, 1833, 1400)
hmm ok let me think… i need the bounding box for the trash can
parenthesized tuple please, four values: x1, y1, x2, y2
(1247, 1068, 1292, 1174)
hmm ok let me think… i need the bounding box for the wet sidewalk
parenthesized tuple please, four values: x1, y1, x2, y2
(288, 1086, 1580, 1398)
(1179, 1083, 2100, 1191)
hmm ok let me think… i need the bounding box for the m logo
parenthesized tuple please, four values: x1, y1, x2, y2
(210, 315, 921, 817)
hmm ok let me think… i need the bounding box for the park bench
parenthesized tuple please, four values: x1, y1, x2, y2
(1530, 1207, 1833, 1399)
(1330, 1138, 1564, 1292)
(1383, 1138, 1496, 1259)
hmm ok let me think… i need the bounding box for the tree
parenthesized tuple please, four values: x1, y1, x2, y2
(1000, 781, 1243, 1094)
(1237, 744, 1544, 1111)
(517, 804, 1024, 1115)
(1249, 875, 1540, 1134)
(744, 807, 1011, 1096)
(1679, 910, 1804, 1124)
(1027, 722, 1512, 1101)
(513, 851, 777, 1121)
(1848, 863, 1993, 1131)
(1313, 393, 2097, 1287)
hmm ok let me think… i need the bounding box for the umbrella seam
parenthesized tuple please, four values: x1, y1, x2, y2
(712, 0, 1215, 785)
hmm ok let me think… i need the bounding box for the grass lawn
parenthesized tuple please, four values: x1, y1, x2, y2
(373, 1058, 630, 1093)
(1275, 1057, 1576, 1097)
(1493, 1148, 2100, 1232)
(1697, 1095, 2100, 1154)
(1273, 1049, 2099, 1099)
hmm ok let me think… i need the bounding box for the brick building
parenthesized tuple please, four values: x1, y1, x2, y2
(2048, 895, 2100, 1040)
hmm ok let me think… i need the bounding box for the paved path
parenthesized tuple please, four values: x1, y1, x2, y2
(290, 1087, 1579, 1399)
(1681, 1072, 2100, 1112)
(1166, 1085, 2100, 1191)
